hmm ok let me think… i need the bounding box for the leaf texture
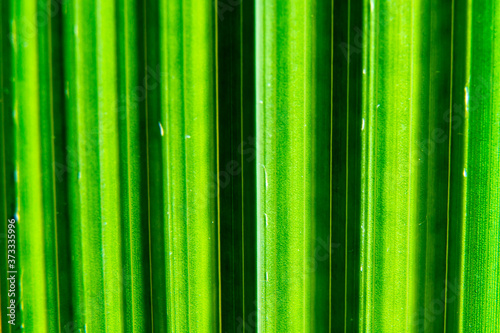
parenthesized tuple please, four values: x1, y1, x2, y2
(256, 0, 332, 331)
(0, 1, 499, 332)
(158, 0, 218, 331)
(446, 0, 500, 331)
(360, 0, 452, 331)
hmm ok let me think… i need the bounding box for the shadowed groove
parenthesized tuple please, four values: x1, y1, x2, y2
(217, 0, 257, 331)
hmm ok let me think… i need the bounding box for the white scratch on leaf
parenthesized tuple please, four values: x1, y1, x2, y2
(465, 85, 470, 114)
(261, 164, 268, 188)
(158, 122, 164, 136)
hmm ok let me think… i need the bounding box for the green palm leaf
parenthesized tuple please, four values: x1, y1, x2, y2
(1, 1, 500, 332)
(359, 0, 452, 331)
(11, 0, 52, 330)
(446, 0, 500, 331)
(158, 0, 218, 331)
(256, 0, 331, 331)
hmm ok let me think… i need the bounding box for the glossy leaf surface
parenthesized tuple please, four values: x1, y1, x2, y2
(0, 1, 499, 332)
(360, 0, 452, 331)
(446, 0, 500, 331)
(256, 0, 331, 331)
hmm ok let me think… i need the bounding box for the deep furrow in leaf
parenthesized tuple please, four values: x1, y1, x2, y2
(38, 0, 71, 331)
(217, 0, 257, 332)
(143, 0, 166, 330)
(330, 0, 363, 331)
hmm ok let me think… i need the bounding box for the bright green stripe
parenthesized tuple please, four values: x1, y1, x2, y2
(11, 0, 48, 331)
(446, 0, 500, 331)
(96, 0, 125, 330)
(256, 0, 330, 331)
(160, 0, 218, 331)
(65, 0, 128, 329)
(11, 0, 49, 331)
(360, 0, 451, 331)
(64, 0, 105, 330)
(160, 1, 188, 330)
(65, 0, 105, 328)
(67, 0, 104, 329)
(117, 0, 151, 331)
